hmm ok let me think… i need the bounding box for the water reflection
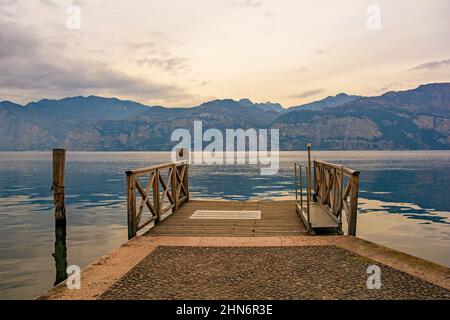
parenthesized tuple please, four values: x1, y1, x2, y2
(53, 222, 68, 286)
(0, 151, 449, 299)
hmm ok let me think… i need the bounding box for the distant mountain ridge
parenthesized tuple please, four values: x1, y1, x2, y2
(25, 96, 151, 121)
(238, 98, 284, 113)
(285, 93, 362, 113)
(1, 83, 449, 150)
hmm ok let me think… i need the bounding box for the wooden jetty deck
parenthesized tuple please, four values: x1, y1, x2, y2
(145, 200, 308, 237)
(39, 151, 450, 300)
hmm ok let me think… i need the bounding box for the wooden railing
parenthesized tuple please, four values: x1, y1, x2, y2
(125, 161, 189, 239)
(313, 160, 360, 236)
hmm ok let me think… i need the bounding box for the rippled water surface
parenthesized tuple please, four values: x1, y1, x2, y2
(0, 151, 449, 299)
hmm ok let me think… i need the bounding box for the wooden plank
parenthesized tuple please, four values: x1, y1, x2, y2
(190, 210, 261, 219)
(184, 164, 190, 201)
(176, 165, 187, 199)
(309, 205, 339, 228)
(313, 159, 359, 176)
(299, 203, 339, 229)
(137, 215, 157, 230)
(126, 161, 187, 175)
(171, 164, 177, 209)
(159, 170, 174, 205)
(134, 177, 157, 225)
(160, 204, 175, 214)
(145, 200, 308, 237)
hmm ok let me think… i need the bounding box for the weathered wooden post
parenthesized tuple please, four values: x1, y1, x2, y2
(171, 164, 177, 210)
(52, 148, 68, 285)
(52, 149, 66, 224)
(153, 169, 160, 221)
(184, 164, 190, 202)
(338, 166, 344, 227)
(53, 222, 68, 285)
(126, 171, 136, 239)
(348, 171, 360, 236)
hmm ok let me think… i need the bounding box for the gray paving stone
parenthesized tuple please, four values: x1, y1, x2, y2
(99, 246, 450, 300)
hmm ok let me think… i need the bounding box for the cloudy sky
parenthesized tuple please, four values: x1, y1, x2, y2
(1, 0, 449, 107)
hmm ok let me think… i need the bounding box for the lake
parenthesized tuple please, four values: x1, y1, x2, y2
(0, 151, 449, 299)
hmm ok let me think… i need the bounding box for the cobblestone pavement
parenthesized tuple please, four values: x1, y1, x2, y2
(99, 246, 450, 300)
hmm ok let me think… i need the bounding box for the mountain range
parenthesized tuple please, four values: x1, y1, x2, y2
(284, 93, 362, 113)
(0, 83, 449, 151)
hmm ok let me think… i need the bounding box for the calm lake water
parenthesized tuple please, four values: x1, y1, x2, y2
(0, 151, 449, 299)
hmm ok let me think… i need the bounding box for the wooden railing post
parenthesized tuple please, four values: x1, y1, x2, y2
(348, 172, 360, 236)
(154, 169, 160, 221)
(126, 171, 136, 239)
(172, 164, 177, 209)
(338, 166, 344, 222)
(184, 164, 190, 202)
(321, 165, 326, 204)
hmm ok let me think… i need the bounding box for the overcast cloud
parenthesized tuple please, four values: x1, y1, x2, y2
(1, 0, 449, 107)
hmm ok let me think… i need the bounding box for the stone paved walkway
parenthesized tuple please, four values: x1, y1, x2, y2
(99, 246, 450, 300)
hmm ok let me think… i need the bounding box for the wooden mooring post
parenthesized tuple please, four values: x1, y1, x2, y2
(52, 148, 66, 224)
(52, 148, 68, 285)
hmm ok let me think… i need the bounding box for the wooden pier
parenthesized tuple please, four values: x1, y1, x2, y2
(39, 153, 450, 300)
(125, 150, 359, 238)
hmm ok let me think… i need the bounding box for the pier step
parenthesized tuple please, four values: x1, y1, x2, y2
(297, 203, 340, 233)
